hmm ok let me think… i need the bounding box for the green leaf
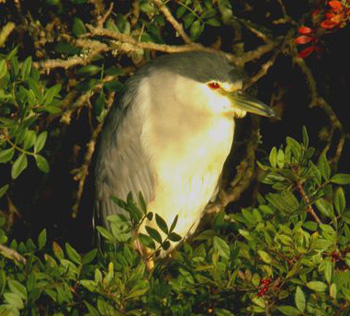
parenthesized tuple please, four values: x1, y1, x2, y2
(302, 126, 309, 148)
(37, 229, 47, 250)
(140, 2, 156, 14)
(330, 173, 350, 185)
(35, 155, 50, 173)
(0, 147, 15, 163)
(334, 187, 346, 215)
(258, 250, 272, 263)
(0, 184, 9, 199)
(190, 20, 204, 40)
(306, 281, 327, 292)
(295, 286, 305, 313)
(213, 236, 230, 259)
(76, 65, 101, 76)
(8, 280, 27, 301)
(183, 12, 195, 29)
(52, 241, 64, 259)
(72, 18, 87, 37)
(21, 56, 32, 80)
(44, 84, 61, 105)
(83, 249, 98, 265)
(85, 301, 100, 316)
(318, 153, 331, 180)
(269, 147, 277, 167)
(168, 232, 182, 242)
(22, 130, 36, 150)
(218, 0, 233, 24)
(125, 286, 149, 300)
(138, 233, 156, 250)
(146, 212, 153, 221)
(3, 292, 24, 309)
(315, 198, 333, 218)
(80, 280, 97, 292)
(277, 306, 301, 316)
(286, 137, 301, 161)
(323, 260, 332, 284)
(277, 149, 285, 168)
(44, 105, 61, 114)
(169, 214, 178, 232)
(155, 213, 168, 234)
(11, 153, 28, 179)
(65, 243, 82, 265)
(96, 226, 115, 243)
(145, 226, 162, 244)
(205, 18, 221, 27)
(0, 59, 8, 79)
(105, 18, 119, 32)
(161, 240, 171, 251)
(330, 283, 337, 299)
(138, 192, 147, 214)
(34, 131, 47, 153)
(176, 6, 187, 18)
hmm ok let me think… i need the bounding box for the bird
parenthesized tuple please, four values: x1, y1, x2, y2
(94, 51, 276, 259)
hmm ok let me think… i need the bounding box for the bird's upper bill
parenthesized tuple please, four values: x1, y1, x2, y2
(223, 89, 277, 119)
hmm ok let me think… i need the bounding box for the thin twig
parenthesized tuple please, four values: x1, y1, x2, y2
(296, 181, 322, 224)
(35, 40, 109, 71)
(295, 57, 348, 166)
(152, 0, 192, 44)
(249, 51, 280, 85)
(237, 41, 278, 66)
(87, 25, 207, 53)
(71, 90, 115, 218)
(97, 2, 114, 28)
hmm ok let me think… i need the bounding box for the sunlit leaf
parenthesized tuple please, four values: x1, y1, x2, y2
(0, 147, 15, 163)
(331, 173, 350, 185)
(295, 286, 305, 313)
(318, 153, 331, 180)
(65, 243, 82, 265)
(307, 281, 327, 292)
(11, 153, 28, 179)
(35, 155, 50, 173)
(213, 236, 230, 259)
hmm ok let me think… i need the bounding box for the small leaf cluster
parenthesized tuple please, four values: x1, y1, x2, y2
(0, 49, 59, 182)
(175, 0, 223, 39)
(97, 192, 182, 259)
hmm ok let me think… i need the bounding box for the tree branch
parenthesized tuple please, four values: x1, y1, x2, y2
(0, 244, 26, 264)
(152, 0, 193, 44)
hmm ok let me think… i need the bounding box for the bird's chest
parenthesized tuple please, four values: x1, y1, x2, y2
(145, 113, 234, 173)
(141, 115, 234, 238)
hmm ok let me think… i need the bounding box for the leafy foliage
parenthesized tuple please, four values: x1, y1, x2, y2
(0, 50, 55, 178)
(1, 131, 350, 315)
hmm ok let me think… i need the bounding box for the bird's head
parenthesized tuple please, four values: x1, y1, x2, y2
(144, 51, 277, 119)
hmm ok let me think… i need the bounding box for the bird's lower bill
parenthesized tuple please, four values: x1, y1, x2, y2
(226, 90, 277, 118)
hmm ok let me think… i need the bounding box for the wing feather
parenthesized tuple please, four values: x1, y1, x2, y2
(94, 82, 156, 228)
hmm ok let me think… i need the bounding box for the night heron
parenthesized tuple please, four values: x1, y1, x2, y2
(94, 51, 276, 258)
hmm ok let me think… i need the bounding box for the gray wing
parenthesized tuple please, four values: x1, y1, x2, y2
(94, 86, 156, 228)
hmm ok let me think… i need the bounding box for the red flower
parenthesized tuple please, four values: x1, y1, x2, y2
(328, 0, 343, 12)
(298, 26, 313, 34)
(295, 26, 321, 58)
(321, 0, 349, 29)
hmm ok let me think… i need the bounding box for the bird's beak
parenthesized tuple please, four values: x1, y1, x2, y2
(226, 90, 277, 118)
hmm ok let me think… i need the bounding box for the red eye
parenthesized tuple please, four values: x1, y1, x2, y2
(208, 82, 220, 89)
